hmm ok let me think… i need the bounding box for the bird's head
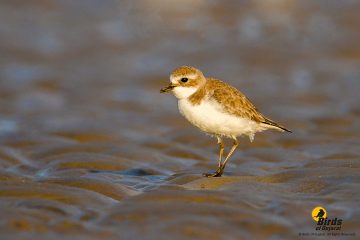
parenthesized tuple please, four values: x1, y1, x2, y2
(160, 66, 206, 99)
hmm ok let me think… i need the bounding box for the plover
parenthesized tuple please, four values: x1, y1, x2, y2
(160, 66, 291, 177)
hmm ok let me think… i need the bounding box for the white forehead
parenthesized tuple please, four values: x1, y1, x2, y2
(170, 73, 197, 83)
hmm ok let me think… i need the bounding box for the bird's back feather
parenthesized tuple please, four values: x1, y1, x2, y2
(206, 78, 265, 122)
(204, 78, 291, 132)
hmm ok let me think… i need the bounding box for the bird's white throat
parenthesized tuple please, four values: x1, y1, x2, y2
(172, 86, 198, 99)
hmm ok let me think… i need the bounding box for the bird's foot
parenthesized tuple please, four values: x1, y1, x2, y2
(203, 168, 223, 177)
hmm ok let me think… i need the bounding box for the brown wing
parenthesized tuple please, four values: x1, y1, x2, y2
(206, 78, 266, 123)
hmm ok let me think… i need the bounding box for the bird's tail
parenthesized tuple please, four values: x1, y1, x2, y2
(262, 118, 292, 133)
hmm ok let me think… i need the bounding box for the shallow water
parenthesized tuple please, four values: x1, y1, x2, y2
(0, 1, 359, 239)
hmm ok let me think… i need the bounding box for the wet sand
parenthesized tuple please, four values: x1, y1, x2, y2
(0, 1, 359, 239)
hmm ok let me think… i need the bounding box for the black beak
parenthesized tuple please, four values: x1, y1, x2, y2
(160, 83, 176, 93)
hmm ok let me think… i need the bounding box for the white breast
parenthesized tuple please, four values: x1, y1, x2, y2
(178, 99, 265, 140)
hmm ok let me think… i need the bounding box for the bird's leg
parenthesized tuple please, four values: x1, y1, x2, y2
(217, 136, 224, 168)
(205, 138, 239, 177)
(219, 138, 239, 173)
(203, 136, 224, 177)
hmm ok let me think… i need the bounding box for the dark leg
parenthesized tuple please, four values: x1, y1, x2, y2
(203, 136, 224, 177)
(220, 137, 239, 171)
(203, 137, 239, 177)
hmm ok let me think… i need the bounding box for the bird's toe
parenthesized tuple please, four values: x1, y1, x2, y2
(203, 169, 223, 177)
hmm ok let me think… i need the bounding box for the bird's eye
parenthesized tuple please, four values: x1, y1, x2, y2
(181, 78, 188, 83)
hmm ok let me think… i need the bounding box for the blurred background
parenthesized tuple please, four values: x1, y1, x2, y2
(0, 1, 359, 239)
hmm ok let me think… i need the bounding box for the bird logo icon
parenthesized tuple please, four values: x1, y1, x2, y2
(312, 206, 327, 222)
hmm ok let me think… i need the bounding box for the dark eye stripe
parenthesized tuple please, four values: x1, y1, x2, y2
(181, 78, 188, 83)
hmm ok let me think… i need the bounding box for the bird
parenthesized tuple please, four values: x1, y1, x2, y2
(160, 66, 291, 177)
(314, 209, 325, 219)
